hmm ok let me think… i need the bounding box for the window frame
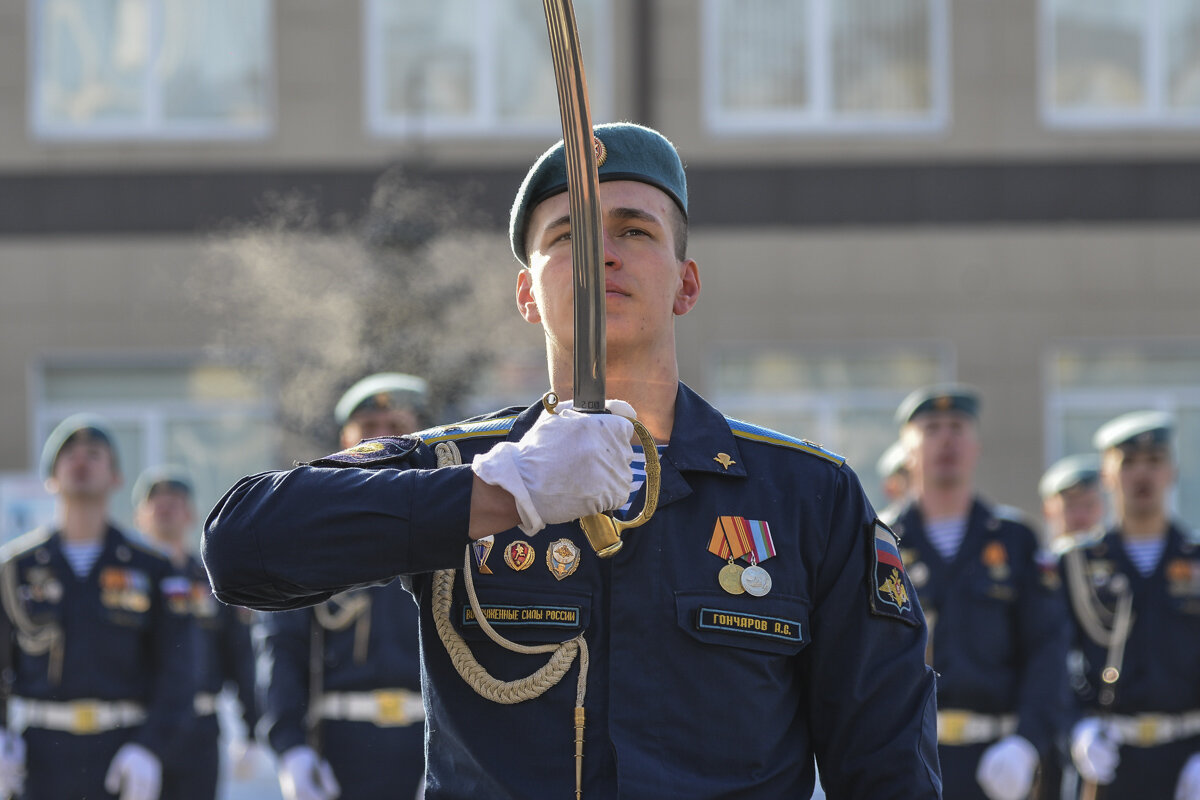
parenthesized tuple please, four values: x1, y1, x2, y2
(1039, 0, 1200, 129)
(700, 0, 951, 136)
(28, 0, 276, 142)
(363, 0, 614, 138)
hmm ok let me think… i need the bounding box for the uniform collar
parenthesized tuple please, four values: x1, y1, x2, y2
(507, 383, 746, 479)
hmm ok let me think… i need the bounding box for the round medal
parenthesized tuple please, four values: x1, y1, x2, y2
(741, 565, 772, 597)
(718, 562, 746, 595)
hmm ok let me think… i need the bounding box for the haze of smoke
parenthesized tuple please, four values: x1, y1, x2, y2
(193, 170, 538, 457)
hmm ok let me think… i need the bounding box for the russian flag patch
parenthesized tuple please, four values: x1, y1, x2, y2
(869, 521, 920, 627)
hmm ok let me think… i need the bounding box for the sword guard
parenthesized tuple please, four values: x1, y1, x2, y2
(542, 391, 661, 558)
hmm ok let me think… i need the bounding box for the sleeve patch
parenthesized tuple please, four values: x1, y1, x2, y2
(869, 520, 921, 627)
(306, 436, 419, 469)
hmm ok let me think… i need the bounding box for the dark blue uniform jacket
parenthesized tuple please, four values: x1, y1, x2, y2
(883, 499, 1071, 758)
(205, 383, 942, 799)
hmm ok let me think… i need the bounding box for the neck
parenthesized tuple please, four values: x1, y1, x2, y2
(1120, 511, 1168, 540)
(916, 484, 973, 521)
(59, 500, 109, 544)
(547, 345, 680, 443)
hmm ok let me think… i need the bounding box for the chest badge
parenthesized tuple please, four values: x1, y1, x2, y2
(504, 541, 536, 572)
(982, 541, 1010, 580)
(546, 539, 582, 581)
(473, 537, 495, 575)
(713, 453, 736, 470)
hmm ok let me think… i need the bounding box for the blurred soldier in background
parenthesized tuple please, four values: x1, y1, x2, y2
(876, 439, 911, 509)
(132, 465, 262, 800)
(256, 373, 428, 800)
(1037, 453, 1105, 799)
(1061, 411, 1200, 800)
(0, 415, 194, 800)
(1039, 455, 1105, 555)
(883, 385, 1071, 800)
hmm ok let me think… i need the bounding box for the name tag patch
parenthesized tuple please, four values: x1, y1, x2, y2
(696, 607, 802, 642)
(462, 604, 581, 628)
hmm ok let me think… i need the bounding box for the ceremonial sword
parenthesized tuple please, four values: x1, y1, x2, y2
(541, 0, 660, 559)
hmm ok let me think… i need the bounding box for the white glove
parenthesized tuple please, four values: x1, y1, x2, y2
(1071, 717, 1120, 785)
(227, 738, 264, 781)
(1177, 752, 1200, 800)
(0, 730, 25, 800)
(976, 735, 1038, 800)
(471, 400, 636, 535)
(103, 743, 161, 800)
(278, 745, 341, 800)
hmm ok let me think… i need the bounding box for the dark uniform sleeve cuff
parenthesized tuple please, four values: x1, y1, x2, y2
(395, 464, 476, 574)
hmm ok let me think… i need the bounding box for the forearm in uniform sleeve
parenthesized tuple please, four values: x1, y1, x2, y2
(221, 605, 261, 732)
(254, 609, 312, 755)
(135, 582, 199, 759)
(1015, 558, 1072, 756)
(806, 470, 942, 799)
(202, 463, 475, 610)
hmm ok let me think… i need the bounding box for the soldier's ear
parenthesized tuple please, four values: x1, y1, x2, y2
(516, 269, 541, 324)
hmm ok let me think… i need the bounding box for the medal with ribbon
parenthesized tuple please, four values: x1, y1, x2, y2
(709, 516, 776, 596)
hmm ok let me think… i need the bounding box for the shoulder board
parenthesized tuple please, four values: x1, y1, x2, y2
(417, 415, 519, 446)
(726, 418, 845, 466)
(991, 503, 1036, 528)
(119, 530, 174, 563)
(0, 527, 53, 561)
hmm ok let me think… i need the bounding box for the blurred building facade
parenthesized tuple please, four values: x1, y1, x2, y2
(1, 0, 1198, 537)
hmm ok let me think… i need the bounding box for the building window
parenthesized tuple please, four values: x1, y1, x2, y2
(702, 0, 949, 134)
(23, 357, 277, 541)
(1042, 0, 1200, 127)
(1045, 340, 1200, 526)
(710, 342, 954, 509)
(31, 0, 273, 140)
(365, 0, 613, 137)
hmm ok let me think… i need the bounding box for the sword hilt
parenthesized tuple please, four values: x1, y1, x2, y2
(542, 391, 661, 558)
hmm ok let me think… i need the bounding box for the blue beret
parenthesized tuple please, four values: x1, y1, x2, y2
(131, 464, 194, 507)
(335, 373, 429, 426)
(895, 384, 980, 425)
(876, 440, 909, 479)
(40, 413, 119, 478)
(509, 122, 688, 265)
(1038, 454, 1101, 499)
(1093, 410, 1174, 452)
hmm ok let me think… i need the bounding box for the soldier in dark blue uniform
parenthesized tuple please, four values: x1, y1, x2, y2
(256, 374, 427, 800)
(1061, 411, 1200, 800)
(0, 415, 195, 800)
(882, 385, 1071, 800)
(1037, 453, 1105, 800)
(204, 122, 942, 799)
(132, 465, 261, 800)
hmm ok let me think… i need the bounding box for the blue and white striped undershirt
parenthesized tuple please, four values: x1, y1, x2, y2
(61, 542, 103, 578)
(619, 445, 667, 516)
(1124, 537, 1166, 576)
(925, 517, 967, 561)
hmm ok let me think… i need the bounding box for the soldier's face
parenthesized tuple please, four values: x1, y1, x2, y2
(49, 435, 120, 500)
(1044, 483, 1105, 537)
(136, 487, 195, 541)
(1104, 446, 1174, 519)
(341, 407, 420, 448)
(518, 181, 700, 358)
(904, 411, 980, 490)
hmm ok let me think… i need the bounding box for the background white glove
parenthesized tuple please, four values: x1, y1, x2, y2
(1177, 752, 1200, 800)
(471, 400, 636, 535)
(103, 743, 161, 800)
(1071, 717, 1120, 785)
(278, 745, 341, 800)
(0, 730, 25, 800)
(227, 738, 265, 781)
(976, 734, 1039, 800)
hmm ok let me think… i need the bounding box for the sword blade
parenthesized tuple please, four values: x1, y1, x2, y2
(543, 0, 605, 413)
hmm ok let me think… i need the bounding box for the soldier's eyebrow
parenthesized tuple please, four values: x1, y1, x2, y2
(607, 207, 662, 226)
